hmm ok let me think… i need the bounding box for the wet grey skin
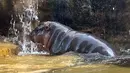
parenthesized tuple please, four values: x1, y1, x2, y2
(30, 21, 116, 57)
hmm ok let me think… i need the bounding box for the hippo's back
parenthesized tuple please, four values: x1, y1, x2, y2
(50, 30, 115, 57)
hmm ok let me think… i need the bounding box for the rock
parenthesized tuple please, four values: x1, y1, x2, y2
(0, 0, 14, 36)
(0, 42, 19, 56)
(104, 56, 130, 67)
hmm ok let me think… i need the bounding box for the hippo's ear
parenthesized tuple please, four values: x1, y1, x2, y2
(44, 23, 50, 31)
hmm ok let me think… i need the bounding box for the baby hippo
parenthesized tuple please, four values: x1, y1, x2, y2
(30, 21, 116, 57)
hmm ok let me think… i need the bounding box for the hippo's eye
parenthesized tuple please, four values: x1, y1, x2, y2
(44, 25, 50, 31)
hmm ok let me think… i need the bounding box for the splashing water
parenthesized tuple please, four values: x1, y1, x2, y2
(9, 0, 48, 56)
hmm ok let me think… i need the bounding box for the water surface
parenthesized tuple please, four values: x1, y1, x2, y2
(0, 55, 129, 73)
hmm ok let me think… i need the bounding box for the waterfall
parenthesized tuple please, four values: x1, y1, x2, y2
(9, 0, 48, 56)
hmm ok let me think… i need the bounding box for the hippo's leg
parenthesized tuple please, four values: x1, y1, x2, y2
(91, 46, 110, 56)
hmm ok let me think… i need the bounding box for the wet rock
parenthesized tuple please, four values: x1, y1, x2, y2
(0, 0, 14, 36)
(0, 0, 39, 36)
(0, 0, 127, 36)
(38, 0, 92, 27)
(104, 56, 130, 67)
(38, 0, 126, 35)
(0, 42, 18, 56)
(79, 53, 110, 64)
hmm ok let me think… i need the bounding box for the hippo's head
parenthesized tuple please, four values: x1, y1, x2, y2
(30, 21, 72, 53)
(30, 21, 53, 52)
(30, 21, 70, 43)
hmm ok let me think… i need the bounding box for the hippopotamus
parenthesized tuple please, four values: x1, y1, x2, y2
(30, 21, 116, 57)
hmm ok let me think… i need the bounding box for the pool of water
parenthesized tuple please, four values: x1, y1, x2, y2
(0, 55, 81, 73)
(0, 55, 129, 73)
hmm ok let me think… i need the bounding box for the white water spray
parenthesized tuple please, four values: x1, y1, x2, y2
(9, 0, 48, 56)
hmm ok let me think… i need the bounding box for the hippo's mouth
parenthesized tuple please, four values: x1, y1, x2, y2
(35, 43, 44, 46)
